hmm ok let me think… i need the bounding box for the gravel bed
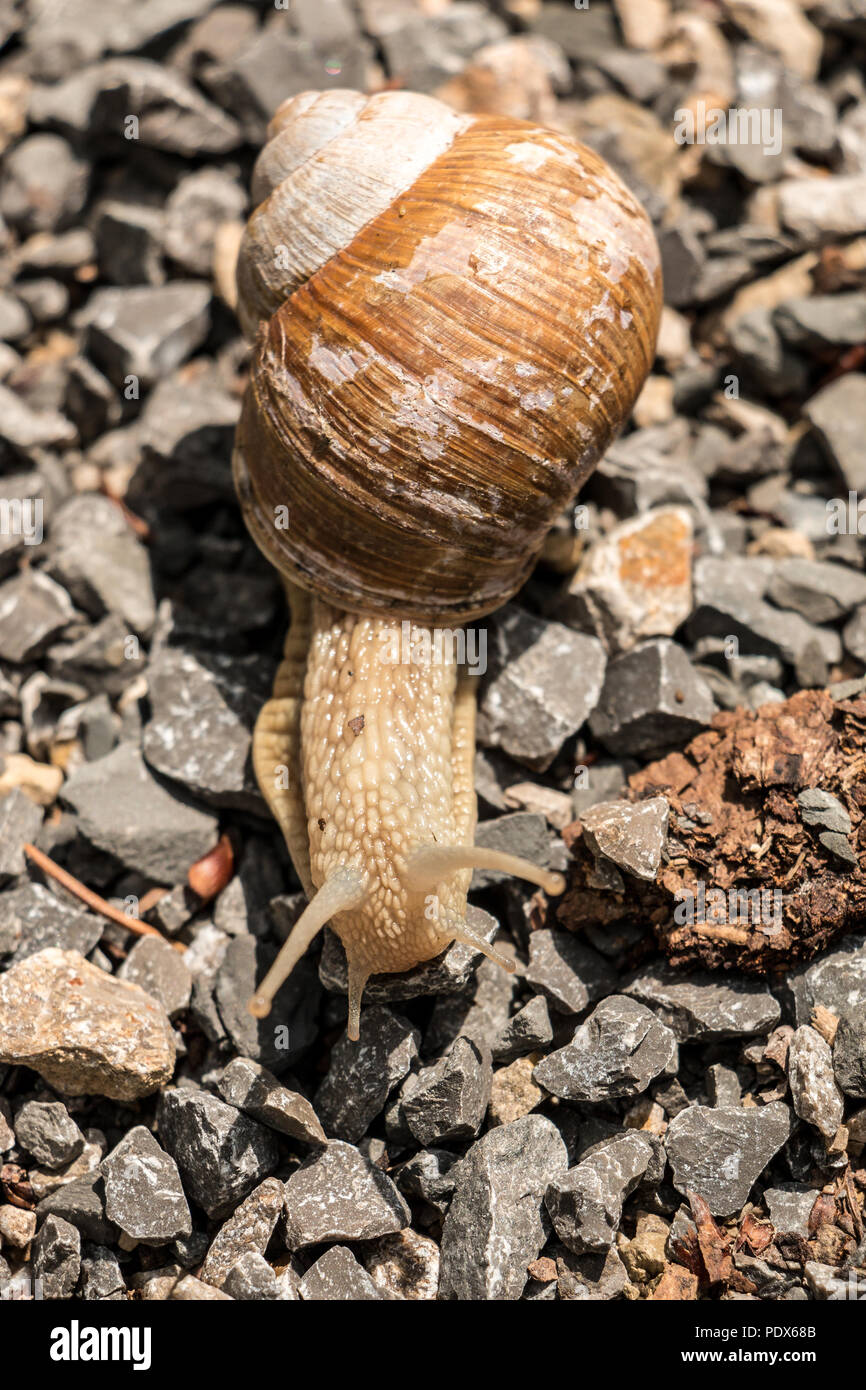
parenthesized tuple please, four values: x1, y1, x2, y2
(1, 0, 866, 1303)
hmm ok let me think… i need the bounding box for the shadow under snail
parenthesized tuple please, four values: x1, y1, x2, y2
(232, 87, 662, 1039)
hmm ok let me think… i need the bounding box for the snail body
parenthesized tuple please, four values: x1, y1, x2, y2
(234, 89, 662, 1037)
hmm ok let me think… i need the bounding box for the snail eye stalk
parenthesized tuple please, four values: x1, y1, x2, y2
(405, 844, 565, 898)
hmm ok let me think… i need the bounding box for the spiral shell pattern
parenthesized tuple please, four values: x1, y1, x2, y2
(234, 88, 662, 622)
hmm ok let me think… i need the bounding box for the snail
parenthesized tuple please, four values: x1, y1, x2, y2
(232, 88, 662, 1039)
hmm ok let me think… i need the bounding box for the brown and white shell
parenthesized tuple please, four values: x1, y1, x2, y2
(234, 88, 662, 623)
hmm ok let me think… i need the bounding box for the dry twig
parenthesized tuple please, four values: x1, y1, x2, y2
(22, 842, 185, 952)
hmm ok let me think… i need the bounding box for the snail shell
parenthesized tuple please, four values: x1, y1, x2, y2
(234, 88, 662, 623)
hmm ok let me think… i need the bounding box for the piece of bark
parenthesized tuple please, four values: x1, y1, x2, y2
(808, 1191, 837, 1234)
(688, 1190, 733, 1286)
(737, 1210, 774, 1256)
(810, 1005, 839, 1045)
(560, 689, 866, 974)
(667, 1227, 704, 1279)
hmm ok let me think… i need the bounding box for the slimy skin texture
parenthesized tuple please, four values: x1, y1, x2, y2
(302, 601, 475, 976)
(250, 582, 556, 1037)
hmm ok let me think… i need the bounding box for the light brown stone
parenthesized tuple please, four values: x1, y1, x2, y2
(436, 36, 566, 124)
(613, 0, 670, 52)
(555, 507, 693, 652)
(0, 1203, 36, 1249)
(0, 949, 176, 1101)
(488, 1056, 542, 1127)
(199, 1178, 284, 1289)
(619, 1211, 669, 1283)
(721, 0, 822, 80)
(171, 1273, 233, 1300)
(0, 753, 63, 806)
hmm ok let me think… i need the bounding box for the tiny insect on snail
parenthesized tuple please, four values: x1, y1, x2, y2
(232, 88, 662, 1039)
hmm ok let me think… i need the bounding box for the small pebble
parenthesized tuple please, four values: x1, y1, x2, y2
(580, 796, 669, 881)
(488, 1055, 542, 1126)
(787, 1026, 845, 1141)
(215, 1057, 326, 1145)
(32, 1213, 80, 1299)
(282, 1141, 409, 1250)
(534, 996, 677, 1102)
(62, 742, 218, 884)
(118, 936, 192, 1020)
(545, 1130, 663, 1254)
(492, 994, 553, 1063)
(833, 1006, 866, 1098)
(362, 1229, 441, 1301)
(78, 1242, 125, 1300)
(589, 638, 715, 756)
(402, 1036, 492, 1145)
(764, 1185, 817, 1239)
(101, 1125, 191, 1245)
(199, 1177, 284, 1289)
(157, 1088, 278, 1220)
(0, 1204, 36, 1249)
(477, 604, 606, 771)
(299, 1245, 382, 1302)
(665, 1102, 795, 1216)
(525, 929, 616, 1015)
(439, 1116, 567, 1300)
(14, 1100, 85, 1169)
(314, 1004, 420, 1142)
(624, 963, 781, 1041)
(222, 1251, 281, 1301)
